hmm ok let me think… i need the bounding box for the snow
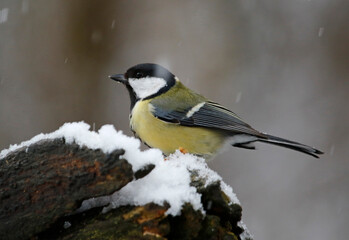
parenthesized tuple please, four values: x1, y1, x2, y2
(0, 122, 161, 171)
(0, 122, 249, 238)
(318, 27, 324, 37)
(0, 8, 9, 24)
(106, 149, 239, 216)
(239, 221, 253, 240)
(63, 221, 71, 229)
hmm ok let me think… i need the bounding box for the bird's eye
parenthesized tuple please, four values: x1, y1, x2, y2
(136, 72, 144, 78)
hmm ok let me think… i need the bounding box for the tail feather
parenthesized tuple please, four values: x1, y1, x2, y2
(258, 133, 324, 158)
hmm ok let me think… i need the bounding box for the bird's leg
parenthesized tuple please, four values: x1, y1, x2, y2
(163, 153, 169, 161)
(179, 147, 188, 154)
(164, 147, 188, 161)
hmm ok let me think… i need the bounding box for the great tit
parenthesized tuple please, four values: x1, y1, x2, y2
(110, 63, 323, 159)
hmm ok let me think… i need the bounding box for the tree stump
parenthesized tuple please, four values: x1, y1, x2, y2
(0, 138, 252, 240)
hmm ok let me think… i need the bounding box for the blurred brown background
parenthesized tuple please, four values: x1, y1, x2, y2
(1, 1, 348, 239)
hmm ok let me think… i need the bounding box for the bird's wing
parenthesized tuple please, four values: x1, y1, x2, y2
(150, 100, 264, 137)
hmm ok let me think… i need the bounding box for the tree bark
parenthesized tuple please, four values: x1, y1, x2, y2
(0, 139, 133, 240)
(0, 139, 252, 240)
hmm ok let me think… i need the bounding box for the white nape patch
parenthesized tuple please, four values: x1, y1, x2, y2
(129, 77, 167, 99)
(186, 102, 205, 118)
(229, 134, 258, 145)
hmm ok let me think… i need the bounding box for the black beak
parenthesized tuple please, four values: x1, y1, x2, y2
(109, 74, 127, 84)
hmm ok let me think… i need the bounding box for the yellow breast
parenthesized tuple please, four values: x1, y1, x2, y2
(130, 99, 225, 158)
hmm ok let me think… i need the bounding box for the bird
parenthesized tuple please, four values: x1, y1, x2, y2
(110, 63, 323, 159)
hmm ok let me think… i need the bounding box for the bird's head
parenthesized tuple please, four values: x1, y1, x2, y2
(110, 63, 177, 104)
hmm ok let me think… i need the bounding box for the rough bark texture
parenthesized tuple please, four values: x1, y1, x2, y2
(0, 139, 251, 240)
(0, 139, 133, 240)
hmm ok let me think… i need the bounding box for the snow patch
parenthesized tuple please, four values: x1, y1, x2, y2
(0, 122, 162, 171)
(239, 221, 254, 240)
(106, 150, 239, 216)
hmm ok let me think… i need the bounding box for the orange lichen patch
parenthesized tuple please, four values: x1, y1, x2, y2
(123, 206, 144, 220)
(29, 182, 58, 204)
(85, 160, 102, 177)
(60, 158, 85, 169)
(143, 228, 165, 238)
(30, 191, 41, 204)
(105, 174, 114, 181)
(179, 147, 188, 154)
(122, 204, 169, 238)
(123, 204, 168, 224)
(136, 207, 167, 224)
(94, 160, 101, 177)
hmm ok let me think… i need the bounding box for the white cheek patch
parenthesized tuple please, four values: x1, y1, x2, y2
(129, 77, 167, 99)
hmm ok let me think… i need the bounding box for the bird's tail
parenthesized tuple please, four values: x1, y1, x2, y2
(258, 133, 324, 158)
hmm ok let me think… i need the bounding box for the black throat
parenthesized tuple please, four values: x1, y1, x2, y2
(125, 84, 138, 111)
